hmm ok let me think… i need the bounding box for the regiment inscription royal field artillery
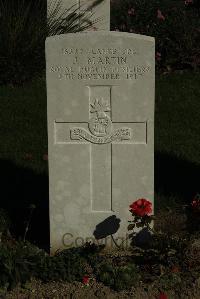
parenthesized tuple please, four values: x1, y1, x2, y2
(46, 30, 155, 252)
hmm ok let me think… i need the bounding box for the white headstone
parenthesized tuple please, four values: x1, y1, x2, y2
(47, 0, 110, 30)
(46, 31, 155, 253)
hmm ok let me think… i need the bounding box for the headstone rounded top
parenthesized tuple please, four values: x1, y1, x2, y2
(46, 31, 155, 44)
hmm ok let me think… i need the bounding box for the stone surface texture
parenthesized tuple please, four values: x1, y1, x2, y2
(46, 32, 155, 252)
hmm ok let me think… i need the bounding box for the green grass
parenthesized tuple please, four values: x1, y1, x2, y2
(0, 78, 48, 173)
(155, 71, 200, 164)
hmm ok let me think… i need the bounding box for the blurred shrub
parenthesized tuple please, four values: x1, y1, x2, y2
(0, 237, 199, 292)
(36, 248, 87, 283)
(0, 241, 91, 290)
(0, 0, 102, 85)
(0, 241, 45, 290)
(111, 0, 200, 71)
(0, 241, 106, 291)
(95, 262, 140, 291)
(0, 209, 10, 236)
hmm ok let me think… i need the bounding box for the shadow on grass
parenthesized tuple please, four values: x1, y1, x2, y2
(155, 150, 200, 203)
(0, 158, 49, 252)
(155, 150, 200, 233)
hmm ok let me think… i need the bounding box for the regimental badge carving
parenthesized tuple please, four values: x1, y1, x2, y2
(89, 98, 112, 137)
(70, 87, 132, 144)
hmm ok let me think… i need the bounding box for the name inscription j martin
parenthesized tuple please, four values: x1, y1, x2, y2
(50, 48, 151, 81)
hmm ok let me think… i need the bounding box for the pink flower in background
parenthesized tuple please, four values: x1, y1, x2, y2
(191, 199, 200, 212)
(157, 9, 165, 21)
(191, 194, 200, 211)
(191, 199, 200, 209)
(156, 52, 162, 61)
(185, 0, 193, 5)
(43, 154, 48, 161)
(128, 8, 135, 16)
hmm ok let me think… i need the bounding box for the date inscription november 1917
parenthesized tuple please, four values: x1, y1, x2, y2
(50, 47, 151, 81)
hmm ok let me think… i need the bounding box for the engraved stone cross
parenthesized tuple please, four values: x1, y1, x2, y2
(55, 86, 147, 212)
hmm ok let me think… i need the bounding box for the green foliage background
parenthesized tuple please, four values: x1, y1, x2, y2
(111, 0, 200, 71)
(0, 0, 103, 85)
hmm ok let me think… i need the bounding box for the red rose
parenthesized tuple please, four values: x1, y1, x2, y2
(158, 292, 168, 299)
(129, 198, 152, 217)
(82, 275, 90, 285)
